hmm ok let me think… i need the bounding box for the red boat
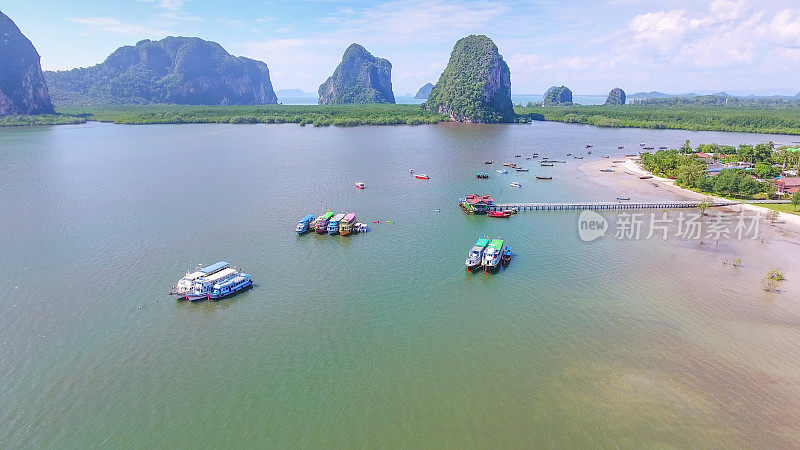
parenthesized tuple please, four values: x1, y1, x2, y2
(488, 211, 512, 218)
(414, 174, 429, 180)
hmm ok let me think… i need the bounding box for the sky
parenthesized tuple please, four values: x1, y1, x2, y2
(2, 0, 799, 96)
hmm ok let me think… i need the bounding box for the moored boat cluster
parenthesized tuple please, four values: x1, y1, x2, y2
(296, 211, 369, 235)
(170, 261, 253, 302)
(465, 237, 512, 273)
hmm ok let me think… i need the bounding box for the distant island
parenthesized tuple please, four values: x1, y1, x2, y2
(318, 44, 395, 104)
(543, 86, 573, 105)
(605, 88, 626, 105)
(425, 35, 515, 123)
(276, 89, 315, 97)
(45, 37, 278, 106)
(414, 83, 434, 100)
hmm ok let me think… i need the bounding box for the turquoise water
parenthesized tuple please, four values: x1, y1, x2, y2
(1, 122, 799, 447)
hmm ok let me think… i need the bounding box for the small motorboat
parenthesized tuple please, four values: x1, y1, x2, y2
(574, 156, 584, 159)
(585, 145, 593, 148)
(618, 146, 624, 149)
(525, 157, 532, 160)
(487, 211, 512, 218)
(515, 154, 522, 158)
(540, 163, 554, 167)
(485, 160, 494, 164)
(355, 182, 365, 189)
(509, 182, 522, 188)
(516, 168, 529, 172)
(617, 197, 631, 201)
(600, 169, 615, 173)
(496, 169, 508, 174)
(536, 176, 553, 180)
(501, 246, 512, 266)
(409, 169, 414, 173)
(476, 172, 489, 179)
(602, 155, 610, 158)
(638, 175, 653, 179)
(566, 153, 572, 156)
(640, 143, 646, 146)
(414, 174, 429, 180)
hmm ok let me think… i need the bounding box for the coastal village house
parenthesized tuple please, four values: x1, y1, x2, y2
(461, 194, 494, 214)
(773, 177, 800, 195)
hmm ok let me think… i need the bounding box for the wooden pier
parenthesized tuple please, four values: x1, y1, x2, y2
(489, 200, 739, 212)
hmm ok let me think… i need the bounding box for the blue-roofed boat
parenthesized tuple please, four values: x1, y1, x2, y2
(328, 213, 346, 235)
(296, 214, 316, 234)
(170, 261, 230, 299)
(200, 261, 229, 274)
(210, 273, 252, 300)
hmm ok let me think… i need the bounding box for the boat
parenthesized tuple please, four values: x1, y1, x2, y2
(482, 239, 505, 272)
(502, 162, 517, 167)
(588, 151, 592, 154)
(566, 153, 572, 156)
(327, 213, 346, 235)
(210, 273, 252, 300)
(414, 174, 430, 180)
(600, 168, 615, 173)
(465, 238, 490, 271)
(295, 214, 316, 234)
(585, 145, 593, 148)
(354, 222, 370, 233)
(315, 211, 335, 234)
(525, 157, 532, 160)
(602, 155, 610, 158)
(501, 246, 512, 266)
(540, 163, 554, 167)
(574, 156, 584, 159)
(640, 143, 646, 146)
(643, 146, 654, 150)
(355, 182, 365, 189)
(618, 146, 624, 149)
(659, 146, 668, 149)
(339, 213, 357, 235)
(170, 261, 230, 299)
(612, 160, 625, 163)
(476, 172, 489, 179)
(515, 154, 522, 158)
(639, 175, 653, 179)
(536, 176, 553, 180)
(509, 182, 522, 188)
(485, 160, 493, 164)
(617, 197, 631, 201)
(516, 168, 529, 172)
(487, 211, 510, 218)
(186, 268, 239, 301)
(409, 169, 414, 173)
(496, 169, 508, 174)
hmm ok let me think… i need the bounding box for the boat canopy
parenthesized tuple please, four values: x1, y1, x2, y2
(216, 274, 248, 288)
(205, 268, 237, 282)
(475, 238, 489, 247)
(322, 211, 335, 219)
(488, 239, 504, 250)
(301, 214, 315, 223)
(183, 271, 206, 281)
(200, 261, 229, 274)
(331, 213, 347, 222)
(343, 213, 356, 222)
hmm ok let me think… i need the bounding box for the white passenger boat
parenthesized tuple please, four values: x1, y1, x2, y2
(170, 261, 229, 299)
(186, 268, 238, 301)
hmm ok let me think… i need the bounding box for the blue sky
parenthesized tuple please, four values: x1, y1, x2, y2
(2, 0, 799, 95)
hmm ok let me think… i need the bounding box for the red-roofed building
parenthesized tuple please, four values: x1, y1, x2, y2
(773, 177, 800, 195)
(461, 194, 494, 214)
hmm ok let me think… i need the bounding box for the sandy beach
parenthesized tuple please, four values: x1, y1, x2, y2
(580, 157, 800, 296)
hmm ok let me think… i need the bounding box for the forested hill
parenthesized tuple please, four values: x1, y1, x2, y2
(45, 37, 277, 106)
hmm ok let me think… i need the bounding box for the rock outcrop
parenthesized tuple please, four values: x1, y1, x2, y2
(0, 11, 55, 115)
(543, 86, 572, 105)
(605, 87, 626, 105)
(45, 37, 277, 106)
(425, 35, 514, 123)
(318, 44, 395, 104)
(414, 83, 434, 99)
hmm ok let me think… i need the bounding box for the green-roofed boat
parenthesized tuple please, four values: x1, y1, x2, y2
(465, 238, 490, 271)
(482, 239, 505, 272)
(315, 211, 335, 234)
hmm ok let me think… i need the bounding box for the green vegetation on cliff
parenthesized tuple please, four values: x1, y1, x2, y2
(45, 37, 277, 106)
(515, 104, 800, 135)
(425, 35, 515, 123)
(318, 44, 395, 104)
(543, 86, 572, 105)
(57, 104, 446, 126)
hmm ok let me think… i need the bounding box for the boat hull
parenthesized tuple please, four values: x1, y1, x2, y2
(210, 280, 253, 300)
(187, 293, 209, 302)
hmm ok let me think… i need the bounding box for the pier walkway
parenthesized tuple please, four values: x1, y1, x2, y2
(488, 199, 789, 212)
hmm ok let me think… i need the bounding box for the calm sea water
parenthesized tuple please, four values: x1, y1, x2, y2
(2, 122, 799, 447)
